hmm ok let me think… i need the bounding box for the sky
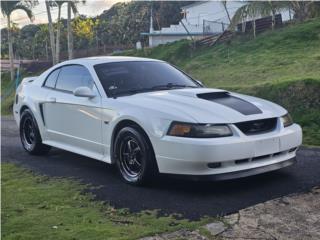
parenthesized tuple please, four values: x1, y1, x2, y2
(0, 0, 130, 28)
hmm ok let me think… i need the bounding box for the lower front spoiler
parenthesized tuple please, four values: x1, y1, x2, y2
(164, 157, 297, 181)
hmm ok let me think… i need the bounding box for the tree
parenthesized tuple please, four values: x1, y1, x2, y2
(45, 0, 56, 64)
(66, 0, 85, 60)
(67, 2, 74, 59)
(231, 1, 319, 37)
(1, 0, 34, 81)
(55, 1, 64, 63)
(231, 1, 288, 38)
(34, 24, 50, 60)
(54, 0, 84, 62)
(19, 24, 40, 59)
(72, 16, 96, 44)
(290, 1, 313, 22)
(221, 1, 231, 24)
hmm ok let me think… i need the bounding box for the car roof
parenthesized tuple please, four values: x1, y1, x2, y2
(57, 56, 163, 67)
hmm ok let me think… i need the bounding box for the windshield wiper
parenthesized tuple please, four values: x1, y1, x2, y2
(110, 88, 155, 98)
(152, 83, 198, 90)
(110, 83, 198, 98)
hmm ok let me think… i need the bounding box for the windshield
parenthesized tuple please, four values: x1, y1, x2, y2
(94, 61, 200, 97)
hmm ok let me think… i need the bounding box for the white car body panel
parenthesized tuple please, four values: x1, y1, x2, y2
(13, 56, 302, 179)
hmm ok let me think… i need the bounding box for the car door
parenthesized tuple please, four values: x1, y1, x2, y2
(43, 65, 103, 159)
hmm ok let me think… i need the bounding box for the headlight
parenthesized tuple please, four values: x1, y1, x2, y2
(281, 113, 293, 127)
(167, 122, 233, 138)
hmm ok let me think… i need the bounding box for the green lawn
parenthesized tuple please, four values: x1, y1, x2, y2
(120, 19, 320, 146)
(1, 163, 211, 240)
(124, 19, 320, 88)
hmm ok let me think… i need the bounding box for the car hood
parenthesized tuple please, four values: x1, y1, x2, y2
(116, 88, 287, 123)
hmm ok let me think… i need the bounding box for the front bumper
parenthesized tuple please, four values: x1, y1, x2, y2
(164, 157, 296, 181)
(153, 123, 302, 178)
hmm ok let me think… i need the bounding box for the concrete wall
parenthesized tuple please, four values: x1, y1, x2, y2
(149, 35, 205, 47)
(182, 1, 244, 26)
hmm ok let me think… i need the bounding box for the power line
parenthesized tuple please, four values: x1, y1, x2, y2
(1, 4, 68, 26)
(26, 5, 67, 21)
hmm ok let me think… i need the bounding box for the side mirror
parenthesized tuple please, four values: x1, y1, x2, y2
(73, 86, 96, 98)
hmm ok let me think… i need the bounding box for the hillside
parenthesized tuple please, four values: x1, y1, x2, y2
(122, 19, 320, 145)
(2, 19, 319, 145)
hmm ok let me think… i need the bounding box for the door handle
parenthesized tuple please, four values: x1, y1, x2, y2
(47, 97, 56, 103)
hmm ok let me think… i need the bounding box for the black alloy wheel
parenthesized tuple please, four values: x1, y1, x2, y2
(20, 109, 51, 155)
(114, 126, 157, 185)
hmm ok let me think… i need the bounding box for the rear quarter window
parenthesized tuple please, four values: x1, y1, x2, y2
(44, 68, 60, 88)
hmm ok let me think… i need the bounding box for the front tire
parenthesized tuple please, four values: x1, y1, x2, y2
(114, 126, 157, 185)
(20, 109, 51, 155)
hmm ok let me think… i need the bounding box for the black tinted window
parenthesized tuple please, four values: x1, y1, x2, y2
(94, 61, 199, 97)
(44, 68, 60, 88)
(56, 65, 94, 92)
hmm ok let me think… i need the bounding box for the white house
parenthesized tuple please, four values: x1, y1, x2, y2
(141, 1, 292, 48)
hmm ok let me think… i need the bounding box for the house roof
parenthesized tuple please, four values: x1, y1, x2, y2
(181, 1, 208, 10)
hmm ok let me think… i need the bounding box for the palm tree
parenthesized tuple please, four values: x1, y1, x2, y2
(262, 1, 288, 31)
(230, 1, 288, 38)
(1, 1, 34, 81)
(55, 1, 64, 63)
(290, 1, 314, 22)
(45, 0, 56, 65)
(221, 1, 231, 24)
(34, 24, 50, 60)
(67, 1, 84, 60)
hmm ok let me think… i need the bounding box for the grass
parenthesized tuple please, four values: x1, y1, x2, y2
(1, 19, 319, 240)
(1, 72, 15, 115)
(120, 19, 320, 146)
(1, 70, 42, 115)
(234, 79, 320, 146)
(124, 19, 320, 88)
(2, 20, 320, 144)
(1, 163, 211, 240)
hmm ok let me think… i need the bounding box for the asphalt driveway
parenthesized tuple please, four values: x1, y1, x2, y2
(2, 116, 320, 219)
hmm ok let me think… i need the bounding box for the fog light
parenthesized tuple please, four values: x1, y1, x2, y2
(208, 162, 222, 168)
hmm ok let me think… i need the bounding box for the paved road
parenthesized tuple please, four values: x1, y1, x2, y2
(2, 116, 320, 220)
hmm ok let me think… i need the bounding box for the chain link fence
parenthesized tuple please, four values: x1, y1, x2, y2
(203, 20, 229, 35)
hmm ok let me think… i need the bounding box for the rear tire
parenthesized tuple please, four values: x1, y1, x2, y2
(114, 126, 157, 185)
(20, 109, 51, 155)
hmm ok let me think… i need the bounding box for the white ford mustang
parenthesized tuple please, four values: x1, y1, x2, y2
(13, 56, 302, 185)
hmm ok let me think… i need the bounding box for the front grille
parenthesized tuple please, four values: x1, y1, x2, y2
(235, 118, 277, 135)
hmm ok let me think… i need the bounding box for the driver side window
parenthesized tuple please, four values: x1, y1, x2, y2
(55, 65, 94, 92)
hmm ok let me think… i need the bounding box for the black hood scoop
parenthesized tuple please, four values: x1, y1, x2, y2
(197, 92, 262, 115)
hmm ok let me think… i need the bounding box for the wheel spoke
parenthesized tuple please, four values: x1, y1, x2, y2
(133, 158, 141, 167)
(132, 147, 140, 154)
(119, 137, 143, 178)
(22, 117, 36, 148)
(127, 140, 133, 153)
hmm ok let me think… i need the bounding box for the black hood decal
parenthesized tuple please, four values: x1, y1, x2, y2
(197, 92, 262, 115)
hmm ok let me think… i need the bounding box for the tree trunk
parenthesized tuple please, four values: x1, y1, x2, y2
(67, 2, 73, 60)
(96, 30, 99, 49)
(253, 19, 256, 38)
(222, 1, 232, 24)
(271, 11, 275, 31)
(32, 39, 35, 60)
(46, 0, 56, 65)
(7, 15, 14, 81)
(45, 41, 49, 60)
(56, 5, 61, 63)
